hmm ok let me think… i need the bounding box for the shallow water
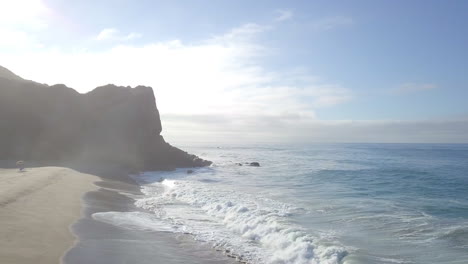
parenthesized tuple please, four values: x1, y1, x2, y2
(92, 143, 468, 264)
(64, 176, 238, 264)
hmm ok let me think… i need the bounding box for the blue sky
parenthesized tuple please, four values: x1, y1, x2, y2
(1, 0, 467, 142)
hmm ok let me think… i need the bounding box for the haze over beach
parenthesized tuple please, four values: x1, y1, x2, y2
(1, 1, 468, 264)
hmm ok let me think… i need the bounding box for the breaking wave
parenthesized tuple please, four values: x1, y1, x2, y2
(124, 172, 348, 264)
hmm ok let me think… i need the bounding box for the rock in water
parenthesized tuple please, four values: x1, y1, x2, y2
(249, 162, 260, 167)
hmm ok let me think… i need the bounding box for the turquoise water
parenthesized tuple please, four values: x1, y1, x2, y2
(96, 143, 468, 264)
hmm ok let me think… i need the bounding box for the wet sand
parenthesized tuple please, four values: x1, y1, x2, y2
(64, 173, 239, 264)
(0, 165, 238, 264)
(0, 166, 98, 264)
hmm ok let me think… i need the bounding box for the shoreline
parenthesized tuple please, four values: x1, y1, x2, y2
(0, 166, 99, 264)
(64, 169, 239, 264)
(0, 164, 238, 264)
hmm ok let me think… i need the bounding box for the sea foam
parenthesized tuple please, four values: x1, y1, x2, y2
(132, 173, 347, 264)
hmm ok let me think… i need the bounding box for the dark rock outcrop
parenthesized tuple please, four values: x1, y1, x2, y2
(249, 162, 260, 167)
(0, 66, 211, 171)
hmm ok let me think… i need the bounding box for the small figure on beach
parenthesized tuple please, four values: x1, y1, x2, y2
(16, 160, 25, 172)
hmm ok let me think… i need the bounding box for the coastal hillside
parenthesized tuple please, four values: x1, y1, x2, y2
(0, 66, 210, 170)
(0, 65, 23, 81)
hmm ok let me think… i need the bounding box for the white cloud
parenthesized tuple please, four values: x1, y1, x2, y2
(311, 16, 354, 31)
(163, 115, 468, 144)
(0, 0, 50, 49)
(212, 23, 270, 46)
(2, 23, 351, 142)
(275, 9, 294, 21)
(0, 0, 51, 29)
(393, 83, 437, 94)
(96, 28, 142, 41)
(125, 32, 142, 40)
(0, 28, 36, 47)
(96, 28, 119, 40)
(0, 4, 463, 143)
(1, 20, 465, 143)
(305, 85, 352, 107)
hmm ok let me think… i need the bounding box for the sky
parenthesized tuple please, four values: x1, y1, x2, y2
(1, 0, 467, 143)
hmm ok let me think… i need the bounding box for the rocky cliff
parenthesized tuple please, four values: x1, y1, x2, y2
(0, 66, 210, 170)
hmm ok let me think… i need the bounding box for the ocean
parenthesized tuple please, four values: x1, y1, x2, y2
(86, 143, 468, 264)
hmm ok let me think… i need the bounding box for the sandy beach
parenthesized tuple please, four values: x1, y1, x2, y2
(0, 166, 98, 264)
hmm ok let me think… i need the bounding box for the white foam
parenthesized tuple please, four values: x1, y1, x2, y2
(92, 211, 176, 232)
(133, 174, 347, 264)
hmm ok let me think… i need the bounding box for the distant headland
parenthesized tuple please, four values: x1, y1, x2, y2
(0, 65, 211, 171)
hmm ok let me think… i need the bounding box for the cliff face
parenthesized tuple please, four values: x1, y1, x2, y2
(0, 68, 210, 170)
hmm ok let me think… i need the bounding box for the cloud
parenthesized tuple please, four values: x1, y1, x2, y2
(0, 0, 51, 29)
(393, 83, 437, 94)
(0, 0, 50, 50)
(96, 28, 119, 40)
(125, 32, 143, 40)
(163, 115, 468, 144)
(96, 28, 142, 41)
(0, 3, 463, 144)
(275, 9, 294, 21)
(1, 18, 464, 143)
(305, 85, 352, 107)
(0, 28, 39, 48)
(2, 23, 351, 136)
(212, 23, 270, 46)
(311, 16, 354, 31)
